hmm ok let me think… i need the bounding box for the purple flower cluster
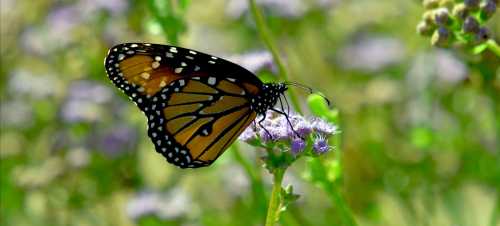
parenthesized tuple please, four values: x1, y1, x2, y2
(239, 112, 338, 155)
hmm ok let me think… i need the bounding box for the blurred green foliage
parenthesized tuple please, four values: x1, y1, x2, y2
(1, 0, 499, 226)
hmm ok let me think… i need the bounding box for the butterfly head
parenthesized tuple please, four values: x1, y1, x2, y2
(251, 82, 288, 115)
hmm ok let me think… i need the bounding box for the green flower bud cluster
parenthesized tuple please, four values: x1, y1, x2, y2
(417, 0, 498, 47)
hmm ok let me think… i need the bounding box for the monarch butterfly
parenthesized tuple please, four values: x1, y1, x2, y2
(104, 43, 301, 168)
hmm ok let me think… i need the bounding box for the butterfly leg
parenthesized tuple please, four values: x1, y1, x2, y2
(271, 108, 303, 140)
(258, 115, 274, 141)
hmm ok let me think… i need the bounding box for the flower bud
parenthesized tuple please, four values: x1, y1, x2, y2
(464, 0, 480, 10)
(452, 3, 469, 20)
(423, 11, 436, 25)
(431, 27, 451, 46)
(417, 21, 434, 36)
(434, 8, 450, 26)
(462, 16, 480, 33)
(475, 27, 491, 44)
(479, 0, 497, 20)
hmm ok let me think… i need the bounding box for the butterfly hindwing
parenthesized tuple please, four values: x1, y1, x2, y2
(147, 76, 257, 168)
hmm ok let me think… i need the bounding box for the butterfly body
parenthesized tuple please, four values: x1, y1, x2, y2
(104, 43, 286, 168)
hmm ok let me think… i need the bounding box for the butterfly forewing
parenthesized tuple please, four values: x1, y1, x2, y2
(104, 43, 262, 168)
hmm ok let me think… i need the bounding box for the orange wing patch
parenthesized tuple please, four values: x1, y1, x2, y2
(174, 117, 214, 145)
(168, 93, 213, 105)
(166, 116, 196, 134)
(242, 82, 260, 95)
(163, 103, 203, 120)
(198, 111, 256, 162)
(200, 96, 247, 114)
(183, 80, 218, 94)
(119, 55, 181, 96)
(217, 80, 246, 95)
(186, 107, 253, 159)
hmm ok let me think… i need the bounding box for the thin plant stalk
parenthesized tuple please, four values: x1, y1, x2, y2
(486, 39, 500, 57)
(265, 168, 285, 226)
(248, 0, 302, 114)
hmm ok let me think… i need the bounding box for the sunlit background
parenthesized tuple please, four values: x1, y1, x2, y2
(1, 0, 499, 226)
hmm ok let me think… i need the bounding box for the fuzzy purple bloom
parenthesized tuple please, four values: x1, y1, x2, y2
(238, 112, 338, 156)
(311, 118, 338, 135)
(290, 138, 306, 155)
(239, 126, 257, 142)
(313, 136, 330, 154)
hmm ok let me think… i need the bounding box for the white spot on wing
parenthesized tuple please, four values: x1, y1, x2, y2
(208, 77, 216, 85)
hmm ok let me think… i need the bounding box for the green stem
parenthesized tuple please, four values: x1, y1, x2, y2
(309, 158, 358, 226)
(265, 168, 285, 226)
(324, 183, 358, 226)
(486, 39, 500, 57)
(248, 0, 303, 114)
(490, 195, 499, 226)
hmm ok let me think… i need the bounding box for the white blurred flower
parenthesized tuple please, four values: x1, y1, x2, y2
(338, 36, 405, 72)
(221, 165, 250, 197)
(61, 80, 113, 123)
(0, 100, 33, 128)
(126, 188, 193, 220)
(65, 147, 90, 168)
(226, 0, 306, 18)
(8, 69, 61, 99)
(227, 50, 275, 74)
(435, 50, 468, 84)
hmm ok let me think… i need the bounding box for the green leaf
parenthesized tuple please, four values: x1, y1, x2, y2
(279, 185, 300, 212)
(472, 43, 489, 54)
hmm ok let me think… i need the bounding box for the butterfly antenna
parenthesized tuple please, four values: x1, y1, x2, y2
(285, 81, 331, 106)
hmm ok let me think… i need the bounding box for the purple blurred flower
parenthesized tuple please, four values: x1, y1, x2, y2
(61, 81, 113, 123)
(290, 138, 306, 155)
(78, 0, 128, 16)
(21, 6, 81, 54)
(21, 0, 128, 54)
(313, 135, 330, 154)
(126, 188, 192, 220)
(97, 126, 137, 157)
